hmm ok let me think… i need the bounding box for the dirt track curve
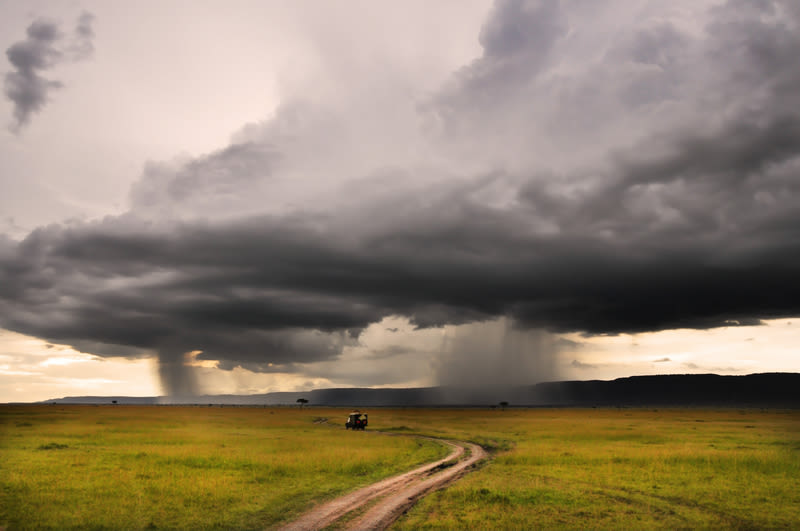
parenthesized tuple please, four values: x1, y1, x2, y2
(277, 436, 487, 531)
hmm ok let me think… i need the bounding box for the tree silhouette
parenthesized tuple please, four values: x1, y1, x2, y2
(296, 398, 309, 408)
(499, 401, 509, 411)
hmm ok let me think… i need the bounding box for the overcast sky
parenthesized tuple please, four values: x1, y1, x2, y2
(1, 0, 799, 402)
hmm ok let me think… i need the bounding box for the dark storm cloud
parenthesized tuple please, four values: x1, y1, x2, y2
(1, 0, 800, 389)
(3, 11, 94, 131)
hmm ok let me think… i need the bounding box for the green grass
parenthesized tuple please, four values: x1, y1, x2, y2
(0, 405, 447, 530)
(388, 408, 800, 530)
(2, 406, 798, 530)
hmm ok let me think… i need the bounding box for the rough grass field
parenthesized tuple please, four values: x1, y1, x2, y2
(377, 408, 800, 530)
(0, 405, 446, 530)
(2, 406, 799, 530)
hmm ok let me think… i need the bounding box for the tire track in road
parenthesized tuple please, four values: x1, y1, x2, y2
(277, 436, 487, 531)
(345, 440, 486, 531)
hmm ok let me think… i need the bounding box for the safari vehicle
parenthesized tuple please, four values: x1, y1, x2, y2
(345, 411, 368, 430)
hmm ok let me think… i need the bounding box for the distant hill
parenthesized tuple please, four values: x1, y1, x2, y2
(37, 373, 800, 407)
(531, 373, 800, 407)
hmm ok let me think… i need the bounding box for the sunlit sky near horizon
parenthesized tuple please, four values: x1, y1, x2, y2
(2, 318, 798, 403)
(1, 1, 799, 403)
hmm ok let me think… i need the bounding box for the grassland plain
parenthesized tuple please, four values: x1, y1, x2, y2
(0, 405, 447, 530)
(2, 406, 799, 530)
(378, 408, 800, 530)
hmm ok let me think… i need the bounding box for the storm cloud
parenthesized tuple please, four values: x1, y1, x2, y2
(1, 0, 799, 393)
(3, 11, 94, 131)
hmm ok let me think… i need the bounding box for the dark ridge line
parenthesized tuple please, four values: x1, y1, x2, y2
(26, 373, 800, 407)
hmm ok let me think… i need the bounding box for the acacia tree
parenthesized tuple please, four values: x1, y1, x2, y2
(296, 398, 309, 408)
(499, 401, 509, 411)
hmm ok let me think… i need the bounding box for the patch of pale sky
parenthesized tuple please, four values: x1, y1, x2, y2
(0, 329, 159, 402)
(561, 319, 799, 380)
(0, 0, 490, 233)
(3, 317, 798, 402)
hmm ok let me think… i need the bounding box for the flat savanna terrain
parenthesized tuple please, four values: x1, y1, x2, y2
(1, 405, 798, 530)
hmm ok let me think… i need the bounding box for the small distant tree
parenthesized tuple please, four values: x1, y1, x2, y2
(499, 401, 509, 411)
(111, 400, 118, 405)
(297, 398, 309, 408)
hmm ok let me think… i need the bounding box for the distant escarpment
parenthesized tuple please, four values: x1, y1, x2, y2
(39, 373, 799, 408)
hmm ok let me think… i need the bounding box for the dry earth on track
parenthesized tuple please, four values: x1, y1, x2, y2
(277, 436, 487, 531)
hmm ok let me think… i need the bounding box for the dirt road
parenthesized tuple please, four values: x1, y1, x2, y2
(277, 437, 487, 531)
